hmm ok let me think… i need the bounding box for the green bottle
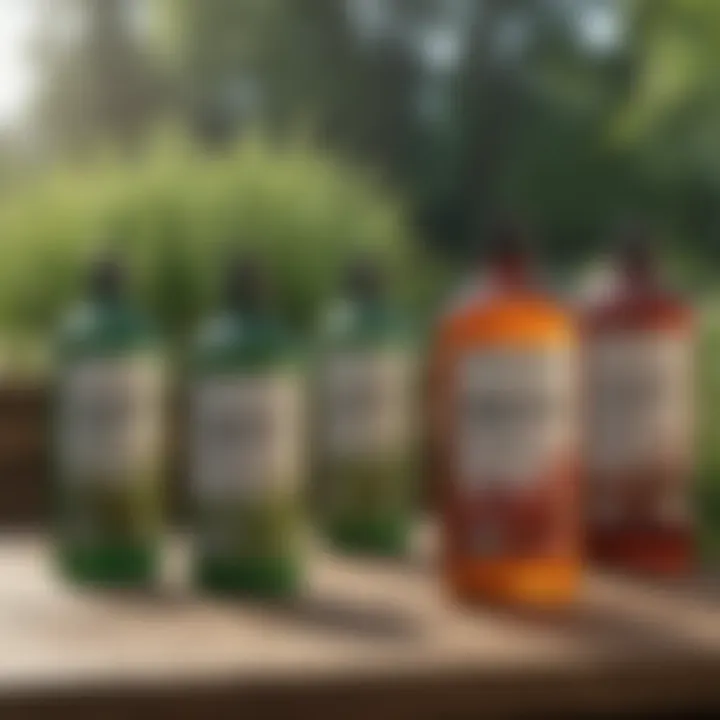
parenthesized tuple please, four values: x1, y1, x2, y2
(54, 254, 165, 586)
(316, 258, 417, 556)
(192, 256, 305, 597)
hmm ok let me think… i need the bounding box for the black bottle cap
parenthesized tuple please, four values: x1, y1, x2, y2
(88, 252, 126, 301)
(616, 219, 657, 278)
(484, 215, 536, 285)
(486, 215, 532, 263)
(344, 255, 385, 302)
(224, 253, 271, 310)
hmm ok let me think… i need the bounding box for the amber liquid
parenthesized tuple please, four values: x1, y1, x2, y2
(432, 263, 581, 607)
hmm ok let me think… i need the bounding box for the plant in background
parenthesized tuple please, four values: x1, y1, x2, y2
(0, 130, 426, 371)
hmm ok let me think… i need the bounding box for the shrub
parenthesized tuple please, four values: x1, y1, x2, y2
(0, 131, 424, 364)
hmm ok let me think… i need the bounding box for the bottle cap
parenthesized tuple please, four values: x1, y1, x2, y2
(344, 255, 385, 301)
(616, 219, 656, 277)
(88, 252, 125, 300)
(486, 215, 532, 264)
(225, 253, 271, 310)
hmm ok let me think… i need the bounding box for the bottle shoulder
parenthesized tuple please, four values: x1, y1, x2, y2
(581, 284, 692, 333)
(194, 312, 296, 373)
(318, 299, 409, 350)
(435, 286, 576, 349)
(57, 301, 156, 359)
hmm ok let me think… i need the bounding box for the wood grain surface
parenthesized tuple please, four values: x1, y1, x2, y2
(0, 531, 719, 718)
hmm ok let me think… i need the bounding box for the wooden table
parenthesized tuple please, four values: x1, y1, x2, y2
(1, 532, 720, 719)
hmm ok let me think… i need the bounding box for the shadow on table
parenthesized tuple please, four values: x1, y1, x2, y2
(470, 572, 720, 658)
(59, 579, 424, 643)
(612, 572, 720, 604)
(223, 593, 425, 643)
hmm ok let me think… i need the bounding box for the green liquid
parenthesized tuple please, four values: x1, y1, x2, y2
(322, 456, 414, 556)
(315, 293, 417, 558)
(326, 515, 411, 556)
(195, 555, 300, 597)
(54, 283, 164, 588)
(57, 540, 158, 587)
(192, 304, 305, 599)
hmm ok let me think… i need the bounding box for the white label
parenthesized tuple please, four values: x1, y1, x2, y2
(58, 357, 164, 483)
(588, 334, 692, 472)
(587, 333, 692, 525)
(321, 350, 414, 457)
(454, 348, 576, 488)
(192, 373, 303, 501)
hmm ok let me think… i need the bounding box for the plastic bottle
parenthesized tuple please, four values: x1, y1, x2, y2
(433, 222, 581, 607)
(55, 254, 164, 586)
(192, 256, 305, 596)
(315, 258, 416, 556)
(583, 226, 694, 575)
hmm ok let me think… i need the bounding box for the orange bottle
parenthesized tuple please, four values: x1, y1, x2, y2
(432, 222, 581, 608)
(583, 228, 694, 575)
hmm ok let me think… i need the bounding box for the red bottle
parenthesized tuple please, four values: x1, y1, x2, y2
(583, 228, 695, 575)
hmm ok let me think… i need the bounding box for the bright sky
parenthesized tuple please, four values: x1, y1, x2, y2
(0, 0, 37, 127)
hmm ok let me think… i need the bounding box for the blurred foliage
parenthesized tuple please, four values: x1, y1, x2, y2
(26, 0, 720, 265)
(145, 0, 720, 266)
(150, 0, 630, 260)
(0, 131, 422, 350)
(32, 0, 168, 157)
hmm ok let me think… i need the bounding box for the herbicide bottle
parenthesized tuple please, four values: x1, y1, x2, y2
(316, 259, 416, 556)
(433, 223, 581, 607)
(192, 257, 305, 596)
(583, 229, 694, 575)
(55, 255, 164, 586)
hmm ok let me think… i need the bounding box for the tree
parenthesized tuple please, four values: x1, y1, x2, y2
(37, 0, 720, 265)
(612, 0, 720, 262)
(32, 0, 167, 156)
(162, 0, 425, 168)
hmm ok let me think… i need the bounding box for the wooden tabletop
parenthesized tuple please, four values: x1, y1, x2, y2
(1, 531, 720, 719)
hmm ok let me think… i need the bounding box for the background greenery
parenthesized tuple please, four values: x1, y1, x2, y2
(0, 131, 420, 345)
(22, 0, 720, 265)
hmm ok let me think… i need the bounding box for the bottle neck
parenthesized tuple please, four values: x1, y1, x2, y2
(88, 257, 126, 308)
(487, 251, 534, 290)
(227, 296, 271, 321)
(347, 287, 388, 320)
(344, 262, 385, 313)
(89, 284, 126, 310)
(618, 255, 659, 294)
(223, 259, 271, 320)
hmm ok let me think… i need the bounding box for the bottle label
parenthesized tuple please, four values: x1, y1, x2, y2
(319, 350, 416, 519)
(56, 356, 164, 545)
(58, 357, 164, 484)
(192, 373, 304, 502)
(321, 350, 414, 459)
(454, 347, 576, 486)
(587, 332, 693, 528)
(192, 371, 304, 558)
(450, 346, 578, 557)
